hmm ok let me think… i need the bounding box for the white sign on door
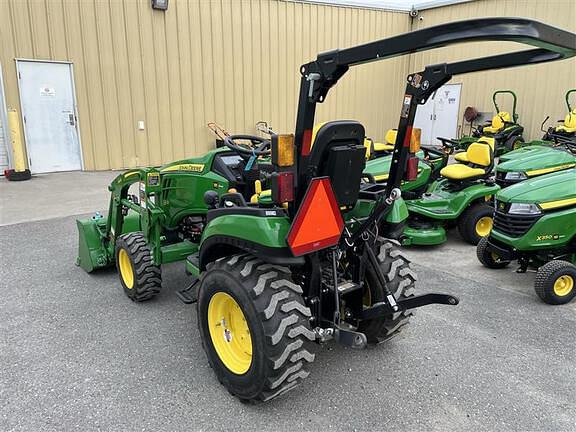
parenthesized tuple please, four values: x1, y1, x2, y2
(414, 83, 462, 146)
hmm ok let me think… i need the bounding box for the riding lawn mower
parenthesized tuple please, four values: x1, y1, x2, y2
(76, 18, 575, 401)
(452, 90, 525, 158)
(478, 168, 576, 305)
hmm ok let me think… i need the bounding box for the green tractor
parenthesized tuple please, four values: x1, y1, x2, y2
(494, 89, 576, 187)
(452, 89, 525, 158)
(76, 18, 574, 401)
(401, 138, 499, 246)
(477, 168, 576, 305)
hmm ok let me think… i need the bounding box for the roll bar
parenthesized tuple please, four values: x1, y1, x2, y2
(292, 18, 576, 206)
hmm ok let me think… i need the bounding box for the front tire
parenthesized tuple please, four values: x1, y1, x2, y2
(458, 202, 494, 245)
(115, 232, 162, 302)
(476, 236, 510, 269)
(534, 260, 576, 305)
(359, 239, 416, 344)
(197, 254, 315, 402)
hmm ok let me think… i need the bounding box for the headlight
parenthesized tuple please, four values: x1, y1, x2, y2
(504, 171, 527, 181)
(509, 203, 541, 215)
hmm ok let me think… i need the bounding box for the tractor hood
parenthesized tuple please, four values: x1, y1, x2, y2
(496, 146, 575, 174)
(498, 145, 550, 162)
(497, 168, 576, 204)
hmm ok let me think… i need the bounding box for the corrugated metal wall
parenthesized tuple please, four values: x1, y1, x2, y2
(2, 0, 575, 171)
(0, 0, 410, 170)
(410, 0, 576, 140)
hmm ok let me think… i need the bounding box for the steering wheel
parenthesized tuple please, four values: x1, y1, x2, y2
(436, 137, 459, 155)
(223, 134, 271, 158)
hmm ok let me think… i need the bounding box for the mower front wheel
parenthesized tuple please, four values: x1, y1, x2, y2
(115, 232, 162, 302)
(458, 203, 493, 245)
(534, 260, 576, 305)
(476, 237, 510, 269)
(359, 239, 416, 344)
(197, 254, 315, 402)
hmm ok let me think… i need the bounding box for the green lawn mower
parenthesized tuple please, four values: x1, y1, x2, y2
(77, 18, 574, 401)
(542, 88, 576, 141)
(401, 139, 499, 246)
(452, 89, 525, 158)
(477, 168, 576, 305)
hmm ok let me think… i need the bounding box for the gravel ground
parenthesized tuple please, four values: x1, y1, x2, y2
(1, 215, 575, 431)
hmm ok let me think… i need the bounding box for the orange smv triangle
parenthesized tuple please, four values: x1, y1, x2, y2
(287, 177, 345, 257)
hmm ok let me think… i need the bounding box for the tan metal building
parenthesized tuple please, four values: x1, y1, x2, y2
(0, 0, 574, 172)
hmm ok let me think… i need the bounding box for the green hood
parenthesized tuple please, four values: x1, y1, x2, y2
(497, 168, 576, 204)
(498, 145, 549, 162)
(497, 146, 575, 174)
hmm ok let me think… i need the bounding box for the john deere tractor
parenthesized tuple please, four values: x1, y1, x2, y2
(494, 89, 576, 187)
(477, 168, 576, 305)
(77, 18, 575, 401)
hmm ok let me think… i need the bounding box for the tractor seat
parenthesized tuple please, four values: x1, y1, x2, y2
(372, 129, 397, 153)
(556, 108, 576, 134)
(483, 111, 512, 134)
(441, 142, 493, 181)
(454, 137, 495, 163)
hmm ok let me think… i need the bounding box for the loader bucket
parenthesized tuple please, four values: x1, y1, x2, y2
(76, 216, 111, 273)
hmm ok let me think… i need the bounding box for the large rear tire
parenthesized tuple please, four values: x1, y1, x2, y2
(115, 232, 162, 302)
(197, 254, 315, 402)
(358, 239, 416, 344)
(458, 202, 494, 245)
(534, 260, 576, 305)
(476, 236, 510, 269)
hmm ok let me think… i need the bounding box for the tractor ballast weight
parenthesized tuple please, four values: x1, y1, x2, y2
(78, 18, 576, 402)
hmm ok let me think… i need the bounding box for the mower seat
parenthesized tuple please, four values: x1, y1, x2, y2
(483, 111, 512, 134)
(440, 142, 493, 181)
(556, 108, 576, 134)
(454, 137, 495, 163)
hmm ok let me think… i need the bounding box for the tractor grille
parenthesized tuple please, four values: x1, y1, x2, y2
(493, 210, 541, 237)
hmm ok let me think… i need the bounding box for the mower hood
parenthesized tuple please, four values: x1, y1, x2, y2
(496, 168, 576, 204)
(497, 147, 575, 173)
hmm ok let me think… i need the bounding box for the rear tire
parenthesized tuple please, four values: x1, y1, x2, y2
(458, 202, 494, 245)
(359, 239, 416, 344)
(115, 232, 162, 302)
(505, 135, 524, 152)
(197, 254, 315, 402)
(476, 236, 510, 269)
(534, 260, 576, 305)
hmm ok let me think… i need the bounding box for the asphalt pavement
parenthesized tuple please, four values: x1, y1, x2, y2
(1, 212, 574, 431)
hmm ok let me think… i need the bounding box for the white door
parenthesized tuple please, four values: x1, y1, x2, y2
(17, 61, 82, 173)
(0, 65, 10, 174)
(414, 83, 462, 146)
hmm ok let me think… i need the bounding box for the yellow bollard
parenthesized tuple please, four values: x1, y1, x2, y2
(5, 109, 31, 181)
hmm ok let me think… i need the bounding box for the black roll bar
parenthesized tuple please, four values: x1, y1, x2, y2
(292, 17, 576, 208)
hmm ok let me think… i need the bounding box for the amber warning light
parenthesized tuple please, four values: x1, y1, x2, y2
(287, 177, 344, 256)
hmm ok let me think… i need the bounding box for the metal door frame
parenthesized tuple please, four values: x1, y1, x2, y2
(15, 58, 84, 171)
(0, 64, 12, 170)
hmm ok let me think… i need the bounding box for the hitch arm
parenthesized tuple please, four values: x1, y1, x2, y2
(360, 293, 459, 319)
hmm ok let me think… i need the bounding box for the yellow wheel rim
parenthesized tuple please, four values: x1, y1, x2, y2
(208, 292, 253, 374)
(118, 248, 134, 289)
(475, 216, 493, 237)
(553, 275, 574, 297)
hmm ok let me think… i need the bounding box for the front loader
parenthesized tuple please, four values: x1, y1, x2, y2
(76, 18, 575, 402)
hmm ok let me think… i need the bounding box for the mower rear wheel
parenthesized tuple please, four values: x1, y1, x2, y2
(197, 254, 315, 402)
(458, 202, 493, 245)
(476, 236, 510, 269)
(505, 135, 524, 152)
(359, 239, 416, 344)
(534, 260, 576, 305)
(115, 232, 162, 302)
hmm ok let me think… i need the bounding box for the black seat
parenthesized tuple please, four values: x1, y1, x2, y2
(305, 120, 366, 209)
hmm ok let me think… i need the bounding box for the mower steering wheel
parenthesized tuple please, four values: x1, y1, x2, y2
(223, 134, 271, 158)
(436, 137, 459, 154)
